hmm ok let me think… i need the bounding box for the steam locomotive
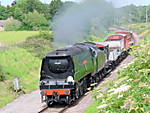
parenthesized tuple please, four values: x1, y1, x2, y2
(39, 30, 135, 106)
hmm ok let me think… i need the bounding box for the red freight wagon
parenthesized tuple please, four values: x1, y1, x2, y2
(106, 33, 134, 50)
(116, 31, 135, 46)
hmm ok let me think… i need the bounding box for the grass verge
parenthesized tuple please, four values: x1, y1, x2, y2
(0, 47, 41, 108)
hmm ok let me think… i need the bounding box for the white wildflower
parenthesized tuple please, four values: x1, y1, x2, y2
(113, 84, 131, 94)
(118, 94, 123, 99)
(127, 79, 133, 82)
(114, 77, 129, 86)
(108, 84, 131, 95)
(97, 104, 108, 109)
(96, 93, 103, 99)
(107, 88, 115, 93)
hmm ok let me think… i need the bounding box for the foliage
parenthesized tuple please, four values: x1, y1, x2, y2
(86, 40, 150, 113)
(0, 47, 41, 107)
(0, 5, 9, 20)
(0, 1, 150, 31)
(39, 31, 53, 40)
(48, 0, 63, 19)
(118, 5, 148, 24)
(125, 23, 150, 40)
(20, 31, 54, 58)
(0, 31, 38, 44)
(23, 10, 49, 30)
(125, 23, 150, 33)
(85, 35, 106, 42)
(7, 6, 23, 21)
(16, 0, 44, 14)
(4, 19, 21, 31)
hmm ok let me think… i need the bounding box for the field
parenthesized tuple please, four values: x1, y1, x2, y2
(0, 30, 54, 108)
(0, 47, 41, 107)
(0, 31, 39, 44)
(0, 31, 42, 107)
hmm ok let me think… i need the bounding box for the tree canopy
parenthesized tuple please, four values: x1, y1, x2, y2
(0, 0, 150, 31)
(23, 10, 49, 30)
(0, 5, 9, 19)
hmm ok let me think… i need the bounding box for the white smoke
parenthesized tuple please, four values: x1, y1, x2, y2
(53, 0, 116, 45)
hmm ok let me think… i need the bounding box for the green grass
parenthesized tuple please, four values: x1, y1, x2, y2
(125, 23, 150, 34)
(126, 23, 150, 40)
(0, 31, 39, 44)
(0, 47, 41, 107)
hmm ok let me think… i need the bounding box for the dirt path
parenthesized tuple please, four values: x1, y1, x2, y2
(0, 90, 46, 113)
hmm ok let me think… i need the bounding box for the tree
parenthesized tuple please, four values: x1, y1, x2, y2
(146, 6, 150, 22)
(23, 10, 49, 30)
(6, 6, 23, 21)
(62, 1, 76, 9)
(16, 0, 44, 14)
(48, 0, 63, 19)
(0, 5, 9, 19)
(119, 5, 148, 24)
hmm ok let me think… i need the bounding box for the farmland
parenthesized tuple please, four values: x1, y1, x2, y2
(0, 31, 39, 44)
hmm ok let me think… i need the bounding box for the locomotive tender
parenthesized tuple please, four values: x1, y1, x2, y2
(40, 31, 135, 106)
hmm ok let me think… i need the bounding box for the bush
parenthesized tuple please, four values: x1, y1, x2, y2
(23, 10, 49, 30)
(4, 19, 21, 31)
(39, 31, 53, 41)
(20, 31, 54, 58)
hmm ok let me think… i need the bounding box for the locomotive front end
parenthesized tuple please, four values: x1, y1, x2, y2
(40, 51, 75, 105)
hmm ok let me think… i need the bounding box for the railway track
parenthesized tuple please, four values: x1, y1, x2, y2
(38, 54, 132, 113)
(38, 91, 88, 113)
(38, 105, 69, 113)
(38, 27, 139, 113)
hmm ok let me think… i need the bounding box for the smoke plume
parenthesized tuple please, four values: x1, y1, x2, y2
(53, 0, 116, 45)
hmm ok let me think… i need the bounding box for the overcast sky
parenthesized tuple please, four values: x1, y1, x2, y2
(0, 0, 150, 7)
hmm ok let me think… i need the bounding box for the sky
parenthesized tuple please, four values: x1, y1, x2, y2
(0, 0, 80, 6)
(0, 0, 150, 7)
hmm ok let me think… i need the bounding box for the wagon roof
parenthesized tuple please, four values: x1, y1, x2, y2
(107, 34, 127, 40)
